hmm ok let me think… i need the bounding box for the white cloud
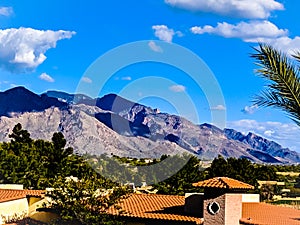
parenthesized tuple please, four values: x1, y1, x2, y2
(121, 76, 132, 81)
(211, 105, 226, 111)
(0, 7, 13, 17)
(169, 84, 186, 92)
(190, 20, 300, 54)
(242, 104, 258, 114)
(227, 119, 300, 152)
(148, 41, 163, 52)
(39, 73, 54, 82)
(262, 37, 300, 55)
(191, 21, 287, 41)
(152, 25, 182, 43)
(176, 31, 184, 37)
(264, 130, 275, 137)
(82, 77, 92, 83)
(0, 27, 75, 73)
(165, 0, 284, 19)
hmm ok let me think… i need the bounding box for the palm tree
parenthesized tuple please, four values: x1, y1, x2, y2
(251, 44, 300, 126)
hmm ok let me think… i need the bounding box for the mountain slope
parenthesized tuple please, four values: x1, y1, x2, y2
(0, 87, 67, 117)
(0, 87, 298, 164)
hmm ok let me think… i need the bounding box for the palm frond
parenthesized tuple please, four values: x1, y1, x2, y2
(251, 44, 300, 126)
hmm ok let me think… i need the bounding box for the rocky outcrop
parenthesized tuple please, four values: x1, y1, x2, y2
(0, 87, 298, 164)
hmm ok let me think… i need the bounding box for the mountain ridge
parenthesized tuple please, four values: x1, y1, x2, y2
(0, 87, 298, 164)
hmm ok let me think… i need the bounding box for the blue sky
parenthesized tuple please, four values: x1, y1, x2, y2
(0, 0, 300, 152)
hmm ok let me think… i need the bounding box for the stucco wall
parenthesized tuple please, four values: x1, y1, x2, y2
(225, 194, 242, 225)
(0, 198, 28, 224)
(203, 193, 226, 225)
(203, 193, 244, 225)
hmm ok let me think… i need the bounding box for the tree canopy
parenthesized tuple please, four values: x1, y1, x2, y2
(0, 123, 129, 224)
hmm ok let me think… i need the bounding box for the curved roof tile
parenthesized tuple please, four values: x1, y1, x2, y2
(192, 177, 254, 190)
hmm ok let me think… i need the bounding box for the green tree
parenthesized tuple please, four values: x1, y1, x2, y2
(0, 124, 88, 189)
(9, 123, 32, 144)
(206, 155, 277, 188)
(154, 155, 205, 195)
(295, 175, 300, 188)
(47, 175, 130, 225)
(260, 184, 275, 201)
(251, 44, 300, 126)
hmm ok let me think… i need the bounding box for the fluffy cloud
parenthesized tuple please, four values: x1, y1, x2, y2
(227, 119, 300, 151)
(242, 104, 258, 114)
(152, 25, 182, 43)
(191, 21, 287, 42)
(190, 20, 300, 53)
(0, 7, 13, 16)
(169, 84, 186, 92)
(152, 25, 175, 42)
(39, 72, 54, 82)
(81, 77, 92, 83)
(165, 0, 284, 19)
(148, 41, 163, 52)
(0, 27, 75, 73)
(211, 105, 226, 111)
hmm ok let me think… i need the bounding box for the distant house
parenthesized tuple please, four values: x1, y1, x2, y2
(257, 180, 285, 188)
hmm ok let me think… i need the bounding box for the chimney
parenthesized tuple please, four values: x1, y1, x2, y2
(192, 177, 254, 225)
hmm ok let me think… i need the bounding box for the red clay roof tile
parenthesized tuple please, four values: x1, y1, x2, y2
(109, 194, 203, 224)
(110, 193, 300, 225)
(0, 189, 44, 203)
(241, 202, 300, 225)
(193, 177, 254, 190)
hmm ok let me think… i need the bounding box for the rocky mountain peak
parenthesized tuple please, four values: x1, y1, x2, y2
(0, 86, 299, 164)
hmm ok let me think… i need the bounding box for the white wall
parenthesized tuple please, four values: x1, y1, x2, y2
(242, 194, 260, 203)
(0, 198, 28, 224)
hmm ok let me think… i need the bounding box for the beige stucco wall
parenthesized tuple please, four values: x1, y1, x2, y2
(224, 194, 242, 225)
(0, 198, 28, 224)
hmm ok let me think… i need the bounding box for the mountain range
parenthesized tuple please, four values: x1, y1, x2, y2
(0, 86, 299, 164)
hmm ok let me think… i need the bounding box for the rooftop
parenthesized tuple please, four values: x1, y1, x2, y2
(193, 177, 254, 190)
(241, 203, 300, 225)
(109, 193, 203, 224)
(111, 193, 300, 225)
(0, 189, 44, 203)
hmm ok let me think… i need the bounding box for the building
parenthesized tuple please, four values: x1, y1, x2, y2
(0, 185, 48, 225)
(109, 177, 300, 225)
(1, 177, 299, 225)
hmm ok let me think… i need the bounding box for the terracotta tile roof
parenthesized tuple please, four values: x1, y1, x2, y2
(109, 194, 203, 224)
(111, 193, 300, 225)
(241, 203, 300, 225)
(0, 189, 44, 203)
(193, 177, 254, 190)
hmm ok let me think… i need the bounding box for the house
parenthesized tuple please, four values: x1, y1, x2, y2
(0, 184, 49, 225)
(109, 177, 300, 225)
(1, 177, 299, 225)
